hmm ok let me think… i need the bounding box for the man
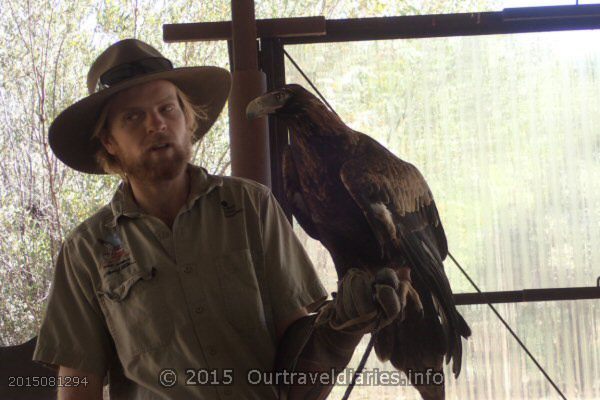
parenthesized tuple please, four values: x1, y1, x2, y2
(33, 39, 402, 399)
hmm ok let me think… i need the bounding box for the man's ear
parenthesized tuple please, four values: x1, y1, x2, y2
(99, 131, 117, 156)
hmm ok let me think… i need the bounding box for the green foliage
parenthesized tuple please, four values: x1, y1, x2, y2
(0, 0, 234, 346)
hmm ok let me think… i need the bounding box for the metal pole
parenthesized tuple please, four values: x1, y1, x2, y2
(259, 38, 291, 218)
(453, 286, 600, 305)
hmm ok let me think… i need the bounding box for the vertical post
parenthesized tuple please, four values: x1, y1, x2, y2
(228, 0, 271, 186)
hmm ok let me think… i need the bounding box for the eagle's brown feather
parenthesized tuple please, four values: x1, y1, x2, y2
(253, 84, 470, 400)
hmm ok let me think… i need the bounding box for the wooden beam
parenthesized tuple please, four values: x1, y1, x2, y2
(163, 16, 326, 43)
(231, 0, 259, 71)
(227, 0, 271, 186)
(165, 6, 600, 45)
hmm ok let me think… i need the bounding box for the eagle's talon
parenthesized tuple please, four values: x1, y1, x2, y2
(398, 279, 424, 321)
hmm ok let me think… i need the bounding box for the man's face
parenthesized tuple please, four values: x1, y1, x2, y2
(102, 79, 192, 183)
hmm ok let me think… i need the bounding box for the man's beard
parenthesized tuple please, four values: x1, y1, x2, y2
(117, 139, 192, 183)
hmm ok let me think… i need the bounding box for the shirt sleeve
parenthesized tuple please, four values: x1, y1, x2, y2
(33, 239, 115, 376)
(259, 189, 328, 325)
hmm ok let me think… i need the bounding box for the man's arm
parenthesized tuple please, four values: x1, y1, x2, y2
(57, 366, 103, 400)
(276, 307, 309, 341)
(275, 268, 403, 400)
(33, 241, 115, 394)
(275, 311, 363, 400)
(277, 307, 361, 400)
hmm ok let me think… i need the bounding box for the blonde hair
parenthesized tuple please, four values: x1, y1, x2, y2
(92, 85, 209, 179)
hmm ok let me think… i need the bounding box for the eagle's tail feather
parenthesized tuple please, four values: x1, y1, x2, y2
(374, 314, 446, 400)
(396, 227, 471, 378)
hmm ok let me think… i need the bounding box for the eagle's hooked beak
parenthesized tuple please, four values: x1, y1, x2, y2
(246, 90, 289, 120)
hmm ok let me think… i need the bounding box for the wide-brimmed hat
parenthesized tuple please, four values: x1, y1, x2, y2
(49, 38, 231, 174)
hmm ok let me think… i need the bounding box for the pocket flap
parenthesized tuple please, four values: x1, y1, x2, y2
(99, 266, 156, 302)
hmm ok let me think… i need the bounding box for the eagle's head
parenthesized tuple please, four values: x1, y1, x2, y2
(246, 84, 323, 120)
(246, 83, 352, 142)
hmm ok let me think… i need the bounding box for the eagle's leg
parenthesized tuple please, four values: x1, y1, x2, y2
(396, 266, 424, 321)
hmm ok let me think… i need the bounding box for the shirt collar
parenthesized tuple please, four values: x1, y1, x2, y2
(107, 163, 223, 227)
(184, 163, 224, 211)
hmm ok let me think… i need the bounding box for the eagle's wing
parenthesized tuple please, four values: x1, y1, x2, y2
(339, 140, 447, 261)
(282, 146, 322, 241)
(339, 135, 469, 377)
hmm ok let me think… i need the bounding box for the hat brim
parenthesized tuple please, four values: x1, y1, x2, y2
(49, 66, 231, 174)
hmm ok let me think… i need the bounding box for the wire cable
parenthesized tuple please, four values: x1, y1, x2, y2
(448, 251, 567, 399)
(283, 48, 340, 117)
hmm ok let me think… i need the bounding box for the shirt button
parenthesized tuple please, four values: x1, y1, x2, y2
(195, 306, 204, 314)
(208, 346, 217, 356)
(183, 265, 192, 273)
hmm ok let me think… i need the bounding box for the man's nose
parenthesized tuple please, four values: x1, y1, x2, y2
(146, 110, 166, 133)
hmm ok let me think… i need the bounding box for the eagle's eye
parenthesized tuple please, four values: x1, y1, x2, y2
(275, 92, 285, 101)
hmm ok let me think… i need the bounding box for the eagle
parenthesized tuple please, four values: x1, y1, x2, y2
(246, 84, 471, 400)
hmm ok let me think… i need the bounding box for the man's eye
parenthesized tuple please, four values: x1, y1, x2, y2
(125, 112, 141, 121)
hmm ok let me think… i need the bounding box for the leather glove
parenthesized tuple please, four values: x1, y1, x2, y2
(315, 267, 402, 335)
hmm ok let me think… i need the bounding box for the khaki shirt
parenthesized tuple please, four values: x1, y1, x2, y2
(33, 164, 328, 399)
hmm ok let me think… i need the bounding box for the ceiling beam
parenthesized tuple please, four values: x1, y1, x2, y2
(163, 16, 326, 42)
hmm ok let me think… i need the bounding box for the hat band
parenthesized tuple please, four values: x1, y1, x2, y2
(96, 57, 174, 92)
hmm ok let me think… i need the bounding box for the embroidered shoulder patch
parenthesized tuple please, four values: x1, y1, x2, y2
(220, 200, 243, 218)
(99, 232, 135, 275)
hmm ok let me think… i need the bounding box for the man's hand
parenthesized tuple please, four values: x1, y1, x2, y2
(277, 268, 416, 400)
(57, 366, 103, 400)
(316, 267, 410, 334)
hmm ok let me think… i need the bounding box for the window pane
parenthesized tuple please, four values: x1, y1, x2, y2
(287, 29, 600, 399)
(316, 301, 599, 399)
(287, 30, 600, 292)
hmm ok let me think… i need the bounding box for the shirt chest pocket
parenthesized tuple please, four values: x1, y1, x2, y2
(97, 263, 173, 360)
(215, 249, 270, 337)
